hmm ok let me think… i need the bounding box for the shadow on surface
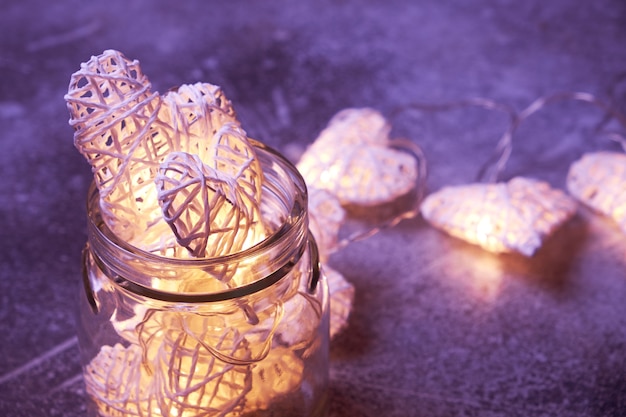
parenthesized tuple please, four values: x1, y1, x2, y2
(499, 214, 589, 292)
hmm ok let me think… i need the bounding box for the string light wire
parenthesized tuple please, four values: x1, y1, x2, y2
(392, 92, 626, 184)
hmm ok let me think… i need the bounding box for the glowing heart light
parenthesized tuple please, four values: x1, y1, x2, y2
(83, 343, 148, 417)
(297, 108, 419, 206)
(324, 266, 355, 338)
(242, 347, 304, 414)
(162, 84, 264, 228)
(156, 150, 264, 261)
(307, 188, 346, 262)
(567, 151, 626, 233)
(421, 177, 578, 256)
(162, 82, 239, 160)
(409, 92, 626, 256)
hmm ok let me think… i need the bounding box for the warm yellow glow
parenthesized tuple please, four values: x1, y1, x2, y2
(155, 150, 267, 262)
(84, 341, 252, 417)
(243, 347, 304, 413)
(466, 254, 506, 303)
(318, 165, 341, 186)
(421, 177, 578, 256)
(91, 299, 308, 416)
(88, 257, 318, 417)
(306, 188, 354, 339)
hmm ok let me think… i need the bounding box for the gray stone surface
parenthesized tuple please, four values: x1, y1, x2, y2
(1, 0, 625, 416)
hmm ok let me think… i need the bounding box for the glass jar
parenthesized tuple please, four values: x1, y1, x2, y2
(76, 141, 329, 417)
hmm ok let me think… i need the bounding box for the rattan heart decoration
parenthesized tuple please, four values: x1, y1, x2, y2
(66, 50, 265, 257)
(163, 83, 263, 206)
(421, 177, 578, 256)
(156, 151, 264, 259)
(162, 82, 239, 161)
(567, 151, 626, 233)
(297, 108, 419, 206)
(66, 50, 167, 242)
(307, 188, 346, 262)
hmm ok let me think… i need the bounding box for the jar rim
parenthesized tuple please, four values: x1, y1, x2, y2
(87, 236, 312, 303)
(85, 140, 314, 301)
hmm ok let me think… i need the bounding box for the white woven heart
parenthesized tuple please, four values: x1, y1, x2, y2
(325, 265, 354, 339)
(159, 83, 266, 258)
(156, 151, 263, 259)
(84, 344, 148, 417)
(567, 151, 626, 233)
(421, 177, 577, 256)
(65, 50, 170, 241)
(307, 187, 346, 261)
(163, 82, 238, 158)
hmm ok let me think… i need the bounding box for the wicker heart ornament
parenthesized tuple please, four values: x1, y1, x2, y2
(567, 151, 626, 233)
(421, 177, 578, 256)
(297, 108, 419, 206)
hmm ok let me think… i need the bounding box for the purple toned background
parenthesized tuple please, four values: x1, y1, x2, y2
(1, 0, 625, 416)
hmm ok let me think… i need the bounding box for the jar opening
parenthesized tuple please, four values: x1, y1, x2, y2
(85, 141, 313, 301)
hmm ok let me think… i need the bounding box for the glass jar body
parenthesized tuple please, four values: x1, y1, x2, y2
(76, 143, 329, 417)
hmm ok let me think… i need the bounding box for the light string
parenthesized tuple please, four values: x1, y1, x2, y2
(483, 91, 626, 182)
(392, 91, 626, 184)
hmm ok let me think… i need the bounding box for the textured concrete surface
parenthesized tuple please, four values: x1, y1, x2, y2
(1, 0, 626, 416)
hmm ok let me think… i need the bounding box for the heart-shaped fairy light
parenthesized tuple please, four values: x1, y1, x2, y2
(324, 265, 355, 338)
(162, 82, 239, 161)
(296, 110, 420, 336)
(156, 150, 264, 261)
(87, 313, 254, 417)
(567, 151, 626, 233)
(242, 346, 304, 414)
(66, 50, 172, 243)
(421, 177, 578, 256)
(298, 109, 425, 339)
(297, 108, 419, 206)
(136, 311, 253, 416)
(84, 343, 148, 417)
